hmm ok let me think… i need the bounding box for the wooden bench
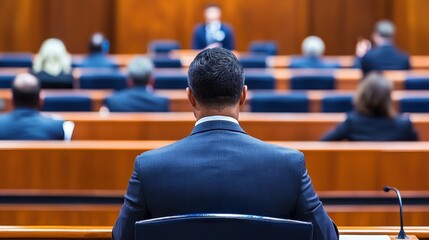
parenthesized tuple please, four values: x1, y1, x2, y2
(53, 112, 429, 141)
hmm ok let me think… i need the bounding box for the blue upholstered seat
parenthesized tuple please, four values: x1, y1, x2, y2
(400, 97, 429, 113)
(239, 56, 267, 68)
(0, 72, 17, 88)
(153, 74, 188, 89)
(249, 41, 278, 56)
(0, 53, 33, 68)
(251, 93, 309, 112)
(245, 73, 275, 90)
(321, 94, 354, 112)
(404, 76, 429, 90)
(135, 213, 313, 240)
(290, 75, 335, 90)
(42, 95, 93, 112)
(79, 71, 127, 90)
(152, 57, 182, 68)
(148, 40, 181, 54)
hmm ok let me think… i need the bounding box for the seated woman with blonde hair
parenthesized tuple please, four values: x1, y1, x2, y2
(32, 38, 74, 88)
(321, 73, 419, 141)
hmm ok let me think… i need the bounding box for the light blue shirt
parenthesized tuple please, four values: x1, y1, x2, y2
(195, 115, 239, 126)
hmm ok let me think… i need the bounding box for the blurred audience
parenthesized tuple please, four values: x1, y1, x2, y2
(103, 57, 169, 112)
(192, 4, 235, 50)
(0, 73, 65, 140)
(321, 73, 419, 141)
(32, 38, 74, 89)
(78, 32, 118, 68)
(355, 20, 411, 75)
(289, 36, 340, 68)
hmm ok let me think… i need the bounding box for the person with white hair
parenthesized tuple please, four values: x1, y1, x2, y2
(289, 36, 340, 68)
(356, 20, 411, 75)
(32, 38, 74, 88)
(0, 73, 65, 140)
(103, 57, 169, 112)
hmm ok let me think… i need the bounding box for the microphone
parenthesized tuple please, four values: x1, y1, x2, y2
(383, 186, 408, 239)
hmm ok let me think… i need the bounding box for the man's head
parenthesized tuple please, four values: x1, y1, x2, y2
(373, 20, 395, 46)
(12, 73, 41, 109)
(89, 32, 109, 54)
(302, 36, 325, 57)
(128, 57, 154, 87)
(204, 4, 222, 24)
(187, 47, 246, 118)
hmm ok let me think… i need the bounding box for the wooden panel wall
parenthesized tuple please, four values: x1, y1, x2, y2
(1, 0, 429, 55)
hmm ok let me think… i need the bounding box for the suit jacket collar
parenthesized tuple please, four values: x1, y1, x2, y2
(190, 120, 247, 136)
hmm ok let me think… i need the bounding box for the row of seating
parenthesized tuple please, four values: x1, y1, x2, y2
(1, 89, 427, 113)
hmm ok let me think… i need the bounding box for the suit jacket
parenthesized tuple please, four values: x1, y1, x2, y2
(192, 23, 235, 50)
(289, 56, 341, 69)
(31, 71, 74, 89)
(104, 87, 169, 112)
(359, 44, 411, 75)
(0, 108, 64, 140)
(321, 111, 419, 141)
(113, 120, 338, 240)
(78, 53, 119, 69)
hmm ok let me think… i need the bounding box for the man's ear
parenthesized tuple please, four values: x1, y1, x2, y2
(239, 85, 247, 106)
(186, 87, 197, 108)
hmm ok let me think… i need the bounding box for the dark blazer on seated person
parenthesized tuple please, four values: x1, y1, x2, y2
(289, 56, 341, 69)
(0, 108, 64, 140)
(359, 44, 411, 75)
(192, 24, 235, 50)
(321, 111, 419, 141)
(104, 87, 169, 112)
(113, 119, 338, 240)
(31, 71, 74, 89)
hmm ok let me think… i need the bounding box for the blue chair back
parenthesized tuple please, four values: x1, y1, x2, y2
(135, 213, 313, 240)
(251, 93, 309, 112)
(79, 71, 127, 90)
(43, 95, 93, 112)
(0, 53, 33, 68)
(0, 72, 17, 88)
(239, 56, 267, 68)
(152, 57, 182, 68)
(400, 97, 429, 113)
(148, 40, 181, 54)
(245, 74, 275, 90)
(249, 41, 278, 55)
(154, 74, 188, 89)
(404, 76, 429, 90)
(290, 75, 335, 90)
(321, 94, 354, 112)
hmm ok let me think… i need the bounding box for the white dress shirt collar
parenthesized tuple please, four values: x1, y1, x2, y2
(195, 115, 239, 126)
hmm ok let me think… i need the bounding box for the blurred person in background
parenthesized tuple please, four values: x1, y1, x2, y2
(0, 73, 65, 140)
(289, 36, 341, 68)
(103, 57, 169, 112)
(192, 4, 235, 50)
(354, 20, 411, 75)
(32, 38, 74, 89)
(321, 73, 418, 141)
(78, 32, 118, 68)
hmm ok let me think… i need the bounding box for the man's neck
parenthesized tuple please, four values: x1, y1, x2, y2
(194, 107, 240, 122)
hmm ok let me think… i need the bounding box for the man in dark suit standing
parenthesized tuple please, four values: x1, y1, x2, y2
(0, 73, 65, 140)
(104, 57, 169, 112)
(357, 20, 411, 75)
(112, 48, 338, 240)
(192, 4, 235, 50)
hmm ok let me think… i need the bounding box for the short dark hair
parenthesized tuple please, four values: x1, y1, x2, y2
(354, 73, 395, 118)
(188, 47, 244, 110)
(12, 74, 41, 108)
(89, 33, 109, 54)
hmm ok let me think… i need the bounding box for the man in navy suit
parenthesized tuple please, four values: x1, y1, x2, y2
(104, 57, 169, 112)
(289, 36, 341, 69)
(192, 4, 235, 50)
(112, 48, 338, 240)
(78, 33, 118, 68)
(356, 20, 411, 75)
(0, 73, 64, 140)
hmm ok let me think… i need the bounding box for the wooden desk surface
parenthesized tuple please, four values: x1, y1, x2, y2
(52, 112, 429, 141)
(0, 226, 426, 239)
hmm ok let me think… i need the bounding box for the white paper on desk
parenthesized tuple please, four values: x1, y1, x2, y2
(340, 235, 390, 240)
